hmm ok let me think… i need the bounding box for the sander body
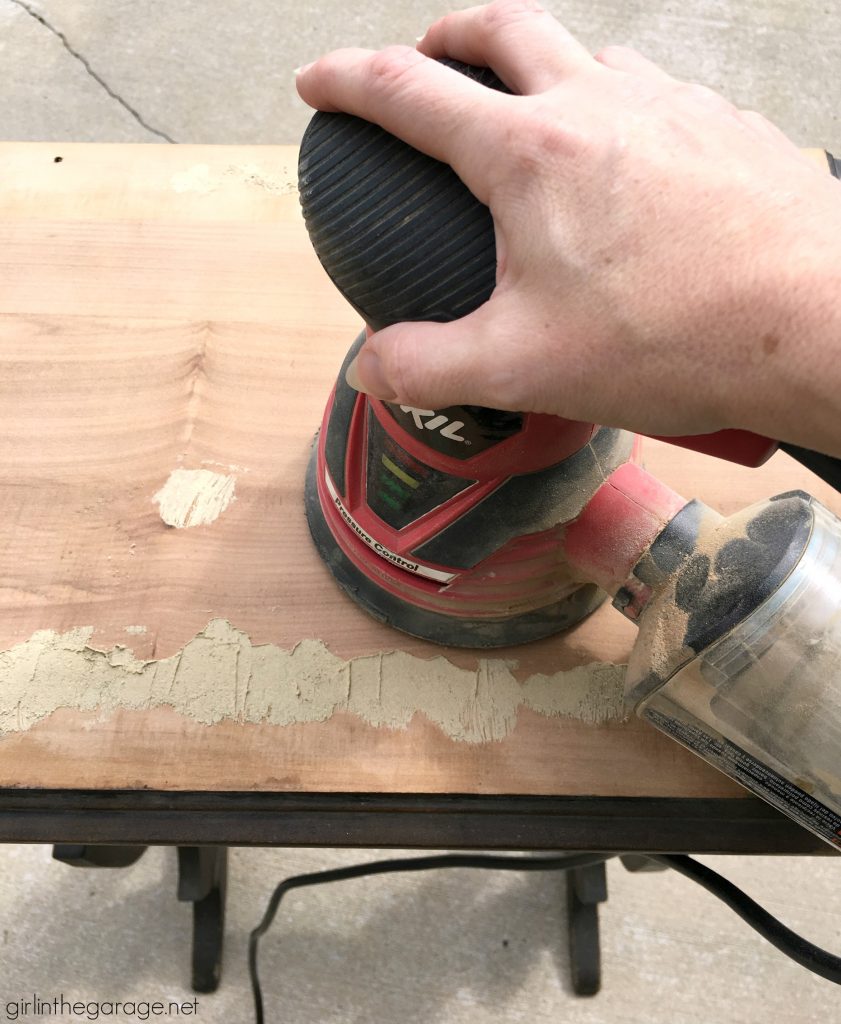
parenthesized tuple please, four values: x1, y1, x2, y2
(299, 61, 841, 850)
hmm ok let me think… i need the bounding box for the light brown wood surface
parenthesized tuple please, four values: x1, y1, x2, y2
(1, 142, 837, 796)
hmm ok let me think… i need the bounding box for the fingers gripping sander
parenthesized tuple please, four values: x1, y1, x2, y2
(300, 63, 841, 849)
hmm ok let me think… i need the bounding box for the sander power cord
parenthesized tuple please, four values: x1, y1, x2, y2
(248, 851, 841, 1022)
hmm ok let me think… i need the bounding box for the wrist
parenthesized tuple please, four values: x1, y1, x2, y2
(747, 249, 841, 456)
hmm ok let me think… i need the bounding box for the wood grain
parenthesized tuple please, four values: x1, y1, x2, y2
(0, 142, 837, 796)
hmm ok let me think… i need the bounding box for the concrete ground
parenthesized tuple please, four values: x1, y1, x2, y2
(1, 0, 840, 1021)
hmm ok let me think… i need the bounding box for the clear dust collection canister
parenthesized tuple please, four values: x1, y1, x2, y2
(627, 494, 841, 850)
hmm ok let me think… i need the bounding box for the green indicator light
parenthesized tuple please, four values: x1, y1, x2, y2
(377, 490, 401, 511)
(382, 474, 409, 497)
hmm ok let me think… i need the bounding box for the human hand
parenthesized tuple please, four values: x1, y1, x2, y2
(296, 1, 841, 452)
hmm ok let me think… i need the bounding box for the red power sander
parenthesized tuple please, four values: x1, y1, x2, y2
(300, 61, 840, 646)
(300, 61, 841, 850)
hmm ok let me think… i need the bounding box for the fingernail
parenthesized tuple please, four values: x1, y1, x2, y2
(345, 351, 397, 401)
(414, 35, 425, 43)
(294, 62, 314, 76)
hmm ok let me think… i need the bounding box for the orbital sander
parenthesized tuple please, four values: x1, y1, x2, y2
(299, 61, 841, 849)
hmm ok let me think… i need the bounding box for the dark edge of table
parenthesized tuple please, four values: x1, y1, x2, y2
(0, 790, 832, 853)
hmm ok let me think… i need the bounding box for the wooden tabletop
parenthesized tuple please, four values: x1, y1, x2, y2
(1, 142, 838, 803)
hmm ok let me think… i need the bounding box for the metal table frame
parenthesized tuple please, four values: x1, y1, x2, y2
(0, 789, 827, 851)
(4, 787, 829, 996)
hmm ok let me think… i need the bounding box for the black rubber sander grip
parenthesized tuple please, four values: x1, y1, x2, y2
(298, 61, 509, 332)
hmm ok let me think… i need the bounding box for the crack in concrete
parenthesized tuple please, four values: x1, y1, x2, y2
(8, 0, 177, 143)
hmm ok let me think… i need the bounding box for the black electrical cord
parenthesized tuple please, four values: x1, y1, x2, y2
(248, 851, 611, 1023)
(248, 850, 841, 1023)
(779, 442, 841, 494)
(650, 854, 841, 984)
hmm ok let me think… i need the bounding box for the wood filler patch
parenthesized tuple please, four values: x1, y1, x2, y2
(153, 468, 236, 528)
(0, 620, 628, 742)
(170, 162, 295, 196)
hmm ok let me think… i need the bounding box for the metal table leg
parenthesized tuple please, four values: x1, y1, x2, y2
(566, 861, 608, 996)
(177, 846, 228, 993)
(52, 843, 228, 994)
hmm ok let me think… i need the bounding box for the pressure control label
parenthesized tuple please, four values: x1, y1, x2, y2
(324, 470, 455, 584)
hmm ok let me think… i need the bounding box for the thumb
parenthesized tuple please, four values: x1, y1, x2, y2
(344, 300, 530, 412)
